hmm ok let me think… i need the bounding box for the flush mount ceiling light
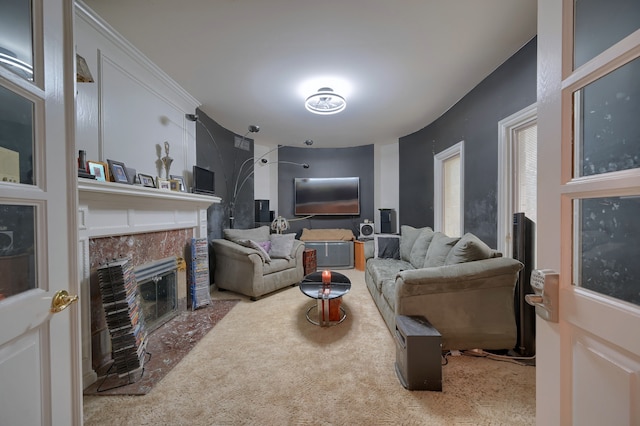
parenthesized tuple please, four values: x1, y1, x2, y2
(305, 87, 346, 115)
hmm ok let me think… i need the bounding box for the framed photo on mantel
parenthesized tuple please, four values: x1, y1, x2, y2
(107, 159, 130, 184)
(138, 173, 155, 188)
(87, 160, 109, 182)
(156, 177, 171, 190)
(170, 175, 186, 192)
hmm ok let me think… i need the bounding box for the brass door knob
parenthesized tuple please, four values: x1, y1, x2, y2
(50, 290, 79, 313)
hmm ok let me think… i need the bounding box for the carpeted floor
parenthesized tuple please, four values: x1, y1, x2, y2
(83, 299, 239, 395)
(83, 269, 535, 425)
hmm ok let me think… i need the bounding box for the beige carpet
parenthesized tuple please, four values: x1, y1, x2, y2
(83, 269, 535, 425)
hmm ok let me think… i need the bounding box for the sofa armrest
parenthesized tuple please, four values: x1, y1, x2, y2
(291, 239, 305, 261)
(395, 257, 523, 351)
(364, 240, 375, 260)
(396, 257, 523, 297)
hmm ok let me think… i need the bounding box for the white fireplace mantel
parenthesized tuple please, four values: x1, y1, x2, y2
(78, 179, 221, 239)
(78, 178, 221, 388)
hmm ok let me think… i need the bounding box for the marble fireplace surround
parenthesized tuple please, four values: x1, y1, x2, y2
(78, 179, 220, 388)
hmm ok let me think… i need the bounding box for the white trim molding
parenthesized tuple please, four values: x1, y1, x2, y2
(497, 103, 537, 256)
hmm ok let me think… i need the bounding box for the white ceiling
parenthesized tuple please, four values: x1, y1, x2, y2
(83, 0, 537, 149)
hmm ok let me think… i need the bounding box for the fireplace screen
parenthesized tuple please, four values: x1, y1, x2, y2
(134, 257, 178, 332)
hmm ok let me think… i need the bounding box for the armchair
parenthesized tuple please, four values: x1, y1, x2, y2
(211, 226, 305, 300)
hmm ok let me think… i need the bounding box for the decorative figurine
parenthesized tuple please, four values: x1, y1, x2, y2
(161, 141, 173, 179)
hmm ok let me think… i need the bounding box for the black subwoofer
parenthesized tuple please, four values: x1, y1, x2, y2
(395, 315, 442, 391)
(255, 199, 270, 222)
(379, 208, 396, 234)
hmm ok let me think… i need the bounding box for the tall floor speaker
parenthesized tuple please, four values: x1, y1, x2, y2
(513, 212, 535, 356)
(379, 209, 396, 234)
(255, 199, 270, 223)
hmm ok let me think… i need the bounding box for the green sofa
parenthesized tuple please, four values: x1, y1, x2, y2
(364, 226, 523, 351)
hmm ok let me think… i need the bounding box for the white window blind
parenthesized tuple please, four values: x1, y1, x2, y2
(515, 123, 537, 224)
(443, 154, 461, 237)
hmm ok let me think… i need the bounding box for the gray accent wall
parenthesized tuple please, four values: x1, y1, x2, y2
(399, 37, 537, 248)
(278, 145, 375, 237)
(195, 109, 254, 240)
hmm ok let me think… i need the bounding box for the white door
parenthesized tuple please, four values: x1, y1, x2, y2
(0, 0, 80, 424)
(537, 1, 640, 425)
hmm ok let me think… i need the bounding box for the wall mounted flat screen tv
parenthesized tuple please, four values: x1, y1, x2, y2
(192, 165, 215, 195)
(294, 177, 360, 216)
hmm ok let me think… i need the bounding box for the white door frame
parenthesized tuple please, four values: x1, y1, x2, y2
(497, 103, 537, 256)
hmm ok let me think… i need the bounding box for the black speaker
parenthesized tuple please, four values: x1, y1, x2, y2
(395, 315, 442, 391)
(379, 209, 396, 234)
(255, 199, 270, 222)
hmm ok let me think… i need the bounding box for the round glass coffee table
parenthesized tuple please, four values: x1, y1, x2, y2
(299, 271, 351, 326)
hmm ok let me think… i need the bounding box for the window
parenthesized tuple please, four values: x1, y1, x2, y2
(498, 104, 537, 256)
(434, 141, 464, 237)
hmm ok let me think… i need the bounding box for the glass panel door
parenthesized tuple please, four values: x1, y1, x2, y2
(0, 0, 34, 81)
(574, 0, 640, 68)
(0, 204, 36, 299)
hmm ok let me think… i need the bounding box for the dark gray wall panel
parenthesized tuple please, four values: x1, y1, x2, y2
(278, 145, 374, 238)
(195, 109, 254, 240)
(399, 38, 537, 248)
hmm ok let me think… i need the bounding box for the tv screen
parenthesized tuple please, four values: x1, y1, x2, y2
(294, 177, 360, 216)
(192, 165, 215, 195)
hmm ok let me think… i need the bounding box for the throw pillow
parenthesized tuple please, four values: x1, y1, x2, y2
(423, 232, 460, 268)
(374, 234, 401, 259)
(409, 227, 435, 269)
(444, 233, 494, 265)
(399, 225, 425, 262)
(238, 239, 272, 263)
(269, 233, 296, 259)
(257, 240, 271, 253)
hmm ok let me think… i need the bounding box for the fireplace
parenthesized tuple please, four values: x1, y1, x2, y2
(135, 257, 179, 332)
(78, 179, 220, 388)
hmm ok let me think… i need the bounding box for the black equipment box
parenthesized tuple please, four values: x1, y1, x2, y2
(394, 315, 442, 391)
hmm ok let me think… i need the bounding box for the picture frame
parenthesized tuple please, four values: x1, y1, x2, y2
(87, 161, 110, 182)
(138, 173, 156, 188)
(170, 175, 186, 192)
(107, 159, 130, 184)
(169, 179, 181, 192)
(156, 177, 171, 190)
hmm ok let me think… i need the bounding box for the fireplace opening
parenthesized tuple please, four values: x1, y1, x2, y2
(134, 257, 178, 332)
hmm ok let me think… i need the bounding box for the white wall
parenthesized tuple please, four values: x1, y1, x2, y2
(375, 142, 400, 233)
(75, 2, 200, 187)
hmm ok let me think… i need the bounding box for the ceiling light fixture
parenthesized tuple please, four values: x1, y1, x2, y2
(305, 87, 346, 115)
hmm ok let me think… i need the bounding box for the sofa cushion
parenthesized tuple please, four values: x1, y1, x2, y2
(423, 232, 460, 267)
(269, 233, 296, 259)
(262, 257, 296, 275)
(409, 227, 435, 269)
(238, 239, 272, 263)
(367, 258, 412, 291)
(444, 232, 495, 265)
(399, 225, 425, 262)
(224, 226, 270, 243)
(374, 234, 401, 259)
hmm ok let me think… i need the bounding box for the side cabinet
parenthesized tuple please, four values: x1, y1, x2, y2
(303, 240, 354, 269)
